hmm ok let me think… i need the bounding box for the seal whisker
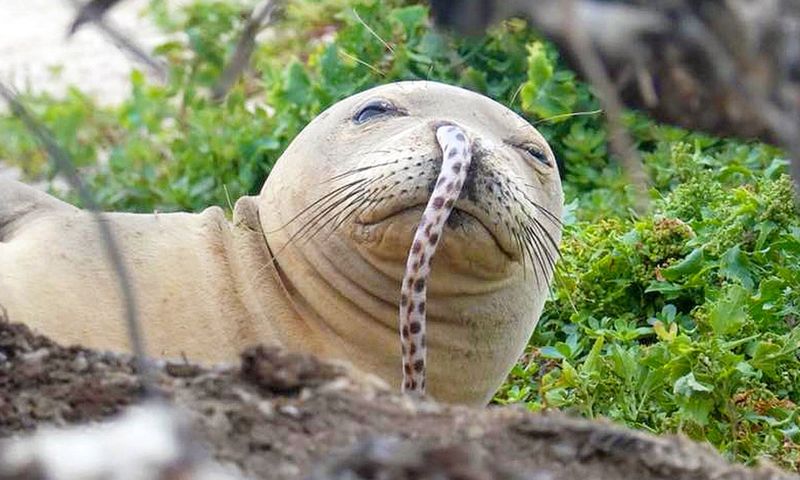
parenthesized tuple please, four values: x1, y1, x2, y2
(295, 171, 395, 245)
(512, 227, 537, 286)
(326, 194, 377, 239)
(509, 177, 563, 223)
(517, 206, 558, 259)
(352, 170, 413, 221)
(291, 189, 369, 247)
(519, 194, 563, 228)
(314, 190, 376, 243)
(522, 225, 559, 298)
(264, 178, 368, 234)
(521, 223, 555, 280)
(518, 204, 565, 298)
(529, 228, 560, 285)
(267, 183, 373, 262)
(361, 171, 409, 211)
(502, 195, 557, 287)
(322, 159, 401, 184)
(352, 197, 382, 222)
(224, 181, 372, 301)
(514, 184, 564, 227)
(516, 210, 561, 288)
(274, 171, 388, 249)
(519, 225, 547, 288)
(253, 193, 383, 300)
(512, 193, 564, 254)
(346, 173, 409, 225)
(506, 223, 526, 271)
(522, 211, 562, 261)
(325, 170, 404, 234)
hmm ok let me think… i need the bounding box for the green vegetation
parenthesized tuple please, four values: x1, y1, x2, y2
(2, 0, 798, 469)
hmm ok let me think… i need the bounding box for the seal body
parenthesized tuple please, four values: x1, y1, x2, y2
(0, 81, 563, 406)
(0, 183, 300, 361)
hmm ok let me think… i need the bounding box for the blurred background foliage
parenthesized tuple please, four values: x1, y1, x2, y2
(1, 0, 798, 469)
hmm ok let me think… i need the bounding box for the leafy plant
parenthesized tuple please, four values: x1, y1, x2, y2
(499, 169, 800, 467)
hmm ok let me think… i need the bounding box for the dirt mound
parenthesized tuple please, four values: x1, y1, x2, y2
(0, 321, 796, 480)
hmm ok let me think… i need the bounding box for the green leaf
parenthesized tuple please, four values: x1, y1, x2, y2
(661, 248, 704, 281)
(673, 372, 713, 395)
(678, 395, 715, 426)
(389, 5, 427, 38)
(708, 285, 749, 335)
(734, 361, 757, 378)
(283, 61, 312, 106)
(519, 41, 577, 119)
(653, 321, 678, 342)
(719, 245, 754, 290)
(609, 345, 638, 382)
(645, 281, 684, 295)
(555, 341, 574, 359)
(544, 387, 570, 407)
(561, 360, 579, 386)
(539, 346, 565, 359)
(582, 336, 605, 374)
(524, 42, 553, 88)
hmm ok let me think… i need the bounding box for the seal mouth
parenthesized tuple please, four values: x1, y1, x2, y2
(356, 202, 519, 261)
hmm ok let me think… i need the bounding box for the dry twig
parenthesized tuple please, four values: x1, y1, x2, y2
(68, 0, 125, 34)
(212, 0, 281, 101)
(560, 0, 651, 214)
(65, 0, 167, 81)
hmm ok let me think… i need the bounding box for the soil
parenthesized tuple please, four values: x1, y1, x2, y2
(1, 320, 797, 480)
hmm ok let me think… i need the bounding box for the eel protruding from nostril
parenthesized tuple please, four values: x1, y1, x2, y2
(399, 125, 471, 396)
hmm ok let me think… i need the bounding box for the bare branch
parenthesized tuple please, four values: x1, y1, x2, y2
(64, 0, 167, 82)
(211, 0, 281, 101)
(68, 0, 125, 35)
(560, 0, 651, 214)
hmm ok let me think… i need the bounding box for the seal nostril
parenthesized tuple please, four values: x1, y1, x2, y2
(430, 120, 457, 131)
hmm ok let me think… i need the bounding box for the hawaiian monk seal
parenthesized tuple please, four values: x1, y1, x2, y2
(0, 80, 563, 405)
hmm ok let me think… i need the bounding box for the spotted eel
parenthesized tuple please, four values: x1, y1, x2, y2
(399, 124, 471, 395)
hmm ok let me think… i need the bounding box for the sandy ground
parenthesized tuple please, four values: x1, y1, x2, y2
(0, 0, 179, 183)
(0, 0, 173, 104)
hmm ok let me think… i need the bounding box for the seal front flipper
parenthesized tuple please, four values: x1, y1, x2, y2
(0, 179, 77, 241)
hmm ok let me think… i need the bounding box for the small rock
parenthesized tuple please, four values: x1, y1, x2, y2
(165, 362, 202, 378)
(21, 348, 49, 363)
(278, 404, 301, 419)
(240, 345, 342, 394)
(71, 354, 89, 373)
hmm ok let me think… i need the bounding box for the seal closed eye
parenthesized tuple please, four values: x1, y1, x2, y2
(353, 98, 405, 124)
(519, 143, 552, 167)
(0, 80, 563, 406)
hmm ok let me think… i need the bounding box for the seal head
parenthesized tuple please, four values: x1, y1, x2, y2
(259, 81, 563, 405)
